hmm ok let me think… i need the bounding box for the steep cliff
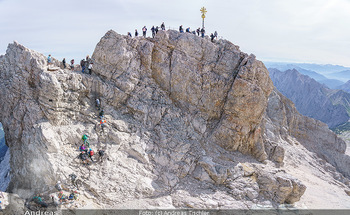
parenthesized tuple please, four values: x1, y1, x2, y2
(0, 30, 349, 209)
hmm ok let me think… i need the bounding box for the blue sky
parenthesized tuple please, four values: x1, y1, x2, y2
(1, 0, 350, 66)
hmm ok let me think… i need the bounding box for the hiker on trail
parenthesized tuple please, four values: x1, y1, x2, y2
(51, 193, 60, 206)
(55, 181, 63, 191)
(33, 195, 48, 208)
(161, 22, 165, 30)
(201, 28, 205, 38)
(186, 27, 190, 33)
(79, 151, 89, 165)
(99, 109, 104, 119)
(128, 32, 132, 37)
(69, 173, 78, 188)
(96, 98, 101, 110)
(214, 31, 218, 39)
(47, 54, 52, 65)
(57, 191, 67, 203)
(135, 29, 138, 37)
(196, 28, 200, 36)
(82, 134, 89, 146)
(155, 26, 159, 34)
(80, 59, 86, 73)
(179, 25, 184, 33)
(151, 26, 155, 38)
(100, 119, 106, 132)
(70, 59, 74, 70)
(68, 191, 78, 201)
(142, 26, 147, 38)
(210, 33, 215, 42)
(98, 149, 105, 163)
(88, 62, 93, 75)
(79, 143, 88, 153)
(88, 148, 94, 162)
(62, 58, 66, 69)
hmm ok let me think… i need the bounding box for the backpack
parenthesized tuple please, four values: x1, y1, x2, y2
(90, 150, 94, 156)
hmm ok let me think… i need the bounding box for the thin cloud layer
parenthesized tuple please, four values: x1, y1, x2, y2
(0, 0, 349, 66)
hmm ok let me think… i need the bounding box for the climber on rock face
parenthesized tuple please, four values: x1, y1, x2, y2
(79, 143, 88, 153)
(98, 149, 105, 163)
(33, 194, 48, 208)
(100, 119, 106, 132)
(88, 62, 93, 75)
(55, 181, 63, 191)
(88, 148, 94, 162)
(79, 151, 89, 165)
(99, 109, 104, 119)
(82, 134, 89, 147)
(96, 98, 101, 110)
(69, 173, 77, 188)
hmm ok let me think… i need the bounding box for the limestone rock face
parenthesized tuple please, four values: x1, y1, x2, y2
(0, 30, 349, 209)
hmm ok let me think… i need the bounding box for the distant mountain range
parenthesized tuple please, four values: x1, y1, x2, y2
(264, 62, 350, 89)
(269, 68, 350, 128)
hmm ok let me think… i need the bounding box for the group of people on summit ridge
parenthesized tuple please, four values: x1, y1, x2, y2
(128, 22, 218, 41)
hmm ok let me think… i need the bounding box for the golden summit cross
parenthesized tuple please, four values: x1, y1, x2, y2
(200, 7, 207, 28)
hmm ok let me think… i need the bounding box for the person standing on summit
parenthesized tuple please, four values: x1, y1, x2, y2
(142, 26, 147, 38)
(161, 22, 165, 30)
(47, 54, 52, 65)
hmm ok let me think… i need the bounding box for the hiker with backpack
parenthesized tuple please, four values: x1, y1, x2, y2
(196, 28, 200, 36)
(47, 54, 52, 65)
(98, 149, 105, 163)
(88, 148, 94, 162)
(142, 26, 147, 38)
(99, 109, 104, 119)
(100, 119, 107, 132)
(210, 33, 215, 42)
(96, 98, 101, 110)
(69, 173, 78, 188)
(201, 28, 205, 38)
(57, 191, 68, 203)
(62, 58, 66, 69)
(79, 151, 89, 165)
(68, 191, 78, 201)
(88, 62, 93, 75)
(70, 59, 74, 70)
(82, 134, 89, 147)
(55, 181, 63, 191)
(214, 31, 218, 39)
(135, 29, 138, 37)
(80, 59, 86, 73)
(33, 195, 48, 208)
(128, 32, 132, 37)
(161, 22, 165, 30)
(186, 27, 190, 33)
(151, 26, 155, 38)
(155, 26, 159, 34)
(79, 143, 88, 154)
(179, 25, 184, 33)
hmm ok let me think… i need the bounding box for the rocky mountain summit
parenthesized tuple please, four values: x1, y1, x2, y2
(0, 30, 349, 210)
